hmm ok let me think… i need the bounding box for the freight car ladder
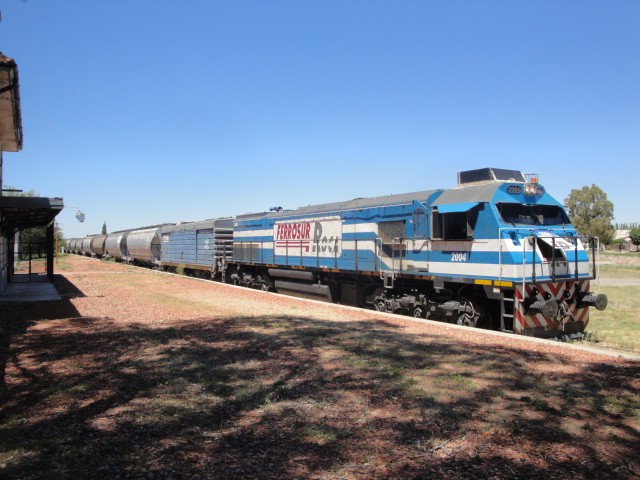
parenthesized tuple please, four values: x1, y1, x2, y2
(496, 229, 517, 333)
(213, 223, 234, 280)
(499, 291, 515, 332)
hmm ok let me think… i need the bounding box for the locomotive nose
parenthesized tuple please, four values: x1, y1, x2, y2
(527, 298, 559, 318)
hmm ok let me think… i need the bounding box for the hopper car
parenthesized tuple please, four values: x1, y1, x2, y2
(105, 231, 130, 260)
(89, 234, 107, 258)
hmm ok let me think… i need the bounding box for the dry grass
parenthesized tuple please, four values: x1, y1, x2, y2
(587, 251, 640, 353)
(587, 285, 640, 352)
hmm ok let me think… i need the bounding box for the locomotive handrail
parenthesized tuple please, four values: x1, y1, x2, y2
(499, 230, 589, 286)
(526, 234, 600, 284)
(497, 228, 524, 286)
(551, 236, 556, 281)
(574, 237, 579, 280)
(531, 236, 537, 283)
(589, 236, 600, 286)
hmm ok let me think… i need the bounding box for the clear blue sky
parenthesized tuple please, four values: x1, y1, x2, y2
(1, 1, 638, 238)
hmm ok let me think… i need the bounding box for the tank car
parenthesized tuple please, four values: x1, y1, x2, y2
(66, 238, 76, 253)
(228, 168, 607, 338)
(89, 234, 107, 258)
(125, 226, 170, 267)
(81, 237, 92, 256)
(160, 218, 233, 277)
(105, 231, 130, 260)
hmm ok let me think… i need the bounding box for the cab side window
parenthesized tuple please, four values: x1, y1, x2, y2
(431, 207, 479, 241)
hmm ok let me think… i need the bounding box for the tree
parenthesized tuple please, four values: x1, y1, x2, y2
(630, 228, 640, 252)
(102, 222, 107, 235)
(565, 184, 615, 246)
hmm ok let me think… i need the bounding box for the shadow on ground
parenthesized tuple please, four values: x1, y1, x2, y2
(0, 274, 84, 393)
(0, 310, 638, 479)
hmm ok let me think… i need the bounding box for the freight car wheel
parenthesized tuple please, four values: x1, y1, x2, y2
(413, 305, 425, 318)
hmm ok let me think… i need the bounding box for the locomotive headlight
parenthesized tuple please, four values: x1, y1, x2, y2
(523, 173, 543, 196)
(524, 183, 537, 196)
(523, 183, 545, 196)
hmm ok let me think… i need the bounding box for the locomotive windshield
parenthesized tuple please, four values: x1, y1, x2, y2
(497, 203, 570, 226)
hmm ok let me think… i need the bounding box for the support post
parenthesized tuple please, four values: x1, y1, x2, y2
(46, 223, 54, 280)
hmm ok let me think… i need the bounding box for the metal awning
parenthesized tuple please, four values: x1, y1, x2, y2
(434, 202, 481, 213)
(0, 196, 64, 234)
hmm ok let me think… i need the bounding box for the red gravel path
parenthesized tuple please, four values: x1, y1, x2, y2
(1, 255, 638, 479)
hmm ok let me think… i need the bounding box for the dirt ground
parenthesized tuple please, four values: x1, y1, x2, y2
(1, 255, 639, 479)
(600, 251, 640, 266)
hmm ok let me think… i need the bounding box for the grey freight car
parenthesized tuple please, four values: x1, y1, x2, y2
(81, 237, 92, 256)
(66, 238, 77, 253)
(126, 227, 166, 266)
(90, 234, 108, 257)
(105, 231, 130, 260)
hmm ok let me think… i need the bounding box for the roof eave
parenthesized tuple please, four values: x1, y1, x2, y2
(0, 53, 24, 152)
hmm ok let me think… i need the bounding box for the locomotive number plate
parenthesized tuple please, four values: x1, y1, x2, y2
(451, 252, 468, 262)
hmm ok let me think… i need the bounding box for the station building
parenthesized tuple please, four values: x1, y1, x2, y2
(0, 52, 64, 292)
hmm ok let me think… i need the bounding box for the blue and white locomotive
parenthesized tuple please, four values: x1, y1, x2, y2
(229, 168, 606, 338)
(70, 167, 607, 339)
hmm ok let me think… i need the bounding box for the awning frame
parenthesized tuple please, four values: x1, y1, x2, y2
(0, 196, 64, 234)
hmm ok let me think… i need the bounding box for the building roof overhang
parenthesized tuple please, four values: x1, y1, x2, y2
(0, 196, 64, 234)
(0, 52, 23, 152)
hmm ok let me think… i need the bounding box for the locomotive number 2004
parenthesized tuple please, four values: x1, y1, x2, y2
(451, 252, 467, 262)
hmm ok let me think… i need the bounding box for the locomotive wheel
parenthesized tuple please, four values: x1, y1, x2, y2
(413, 305, 425, 318)
(260, 282, 269, 291)
(374, 300, 386, 312)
